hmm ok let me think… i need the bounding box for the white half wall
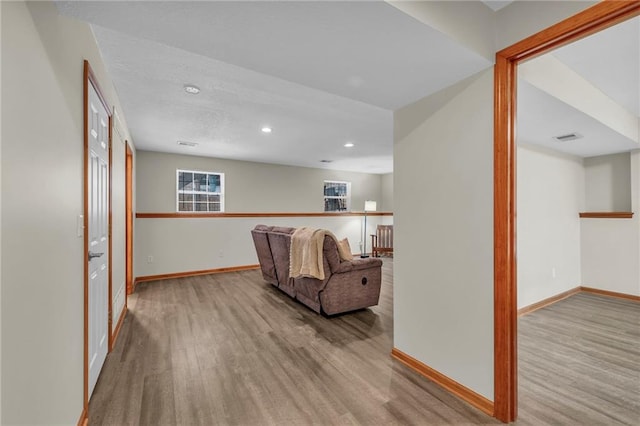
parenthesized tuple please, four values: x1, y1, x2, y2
(135, 215, 389, 277)
(580, 218, 640, 295)
(135, 150, 390, 277)
(517, 145, 585, 309)
(581, 150, 640, 296)
(394, 69, 494, 400)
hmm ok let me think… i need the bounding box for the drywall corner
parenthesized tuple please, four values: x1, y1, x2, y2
(394, 67, 495, 400)
(394, 70, 486, 143)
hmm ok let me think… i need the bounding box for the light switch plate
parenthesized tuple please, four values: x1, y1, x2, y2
(77, 214, 84, 238)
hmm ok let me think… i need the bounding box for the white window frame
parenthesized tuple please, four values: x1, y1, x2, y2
(323, 180, 351, 212)
(176, 169, 225, 213)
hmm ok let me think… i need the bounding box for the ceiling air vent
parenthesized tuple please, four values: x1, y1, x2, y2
(320, 159, 333, 163)
(553, 132, 582, 142)
(177, 140, 198, 147)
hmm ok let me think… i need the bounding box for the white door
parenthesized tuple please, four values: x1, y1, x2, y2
(87, 82, 110, 397)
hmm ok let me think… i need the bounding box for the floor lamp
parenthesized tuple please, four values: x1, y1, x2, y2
(361, 200, 377, 258)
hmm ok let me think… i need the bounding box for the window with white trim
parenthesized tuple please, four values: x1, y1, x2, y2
(177, 170, 224, 212)
(323, 180, 350, 212)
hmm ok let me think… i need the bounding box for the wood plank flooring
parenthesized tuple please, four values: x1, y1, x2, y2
(90, 261, 639, 425)
(517, 293, 640, 426)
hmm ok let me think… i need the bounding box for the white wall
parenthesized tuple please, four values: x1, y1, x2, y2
(381, 173, 393, 211)
(496, 1, 597, 50)
(584, 152, 631, 212)
(391, 1, 593, 404)
(111, 120, 128, 329)
(581, 150, 640, 296)
(517, 145, 585, 309)
(1, 1, 133, 423)
(388, 0, 495, 60)
(394, 69, 494, 400)
(0, 0, 3, 418)
(135, 150, 389, 277)
(137, 150, 383, 213)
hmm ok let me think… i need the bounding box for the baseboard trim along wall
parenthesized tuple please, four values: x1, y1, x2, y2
(77, 408, 88, 426)
(390, 348, 494, 417)
(580, 286, 640, 302)
(112, 307, 127, 348)
(519, 286, 640, 317)
(517, 287, 582, 317)
(135, 264, 260, 284)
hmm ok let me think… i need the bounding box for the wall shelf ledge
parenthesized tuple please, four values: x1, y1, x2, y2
(578, 212, 634, 219)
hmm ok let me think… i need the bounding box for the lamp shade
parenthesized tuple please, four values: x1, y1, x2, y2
(364, 200, 377, 212)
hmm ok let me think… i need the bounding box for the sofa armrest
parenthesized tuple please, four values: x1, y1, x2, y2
(333, 257, 383, 274)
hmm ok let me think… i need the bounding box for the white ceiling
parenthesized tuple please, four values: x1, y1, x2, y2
(481, 1, 515, 12)
(56, 0, 491, 174)
(551, 17, 639, 117)
(54, 1, 639, 172)
(518, 81, 639, 157)
(518, 16, 639, 158)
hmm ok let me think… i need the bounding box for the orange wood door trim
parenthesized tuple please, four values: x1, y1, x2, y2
(125, 143, 134, 294)
(494, 1, 640, 422)
(76, 408, 88, 426)
(107, 114, 114, 352)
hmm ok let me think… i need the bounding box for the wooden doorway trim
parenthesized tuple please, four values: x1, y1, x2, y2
(493, 1, 640, 422)
(83, 60, 112, 424)
(125, 142, 134, 294)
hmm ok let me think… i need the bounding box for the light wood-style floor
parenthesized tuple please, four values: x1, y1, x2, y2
(90, 260, 640, 425)
(518, 292, 640, 425)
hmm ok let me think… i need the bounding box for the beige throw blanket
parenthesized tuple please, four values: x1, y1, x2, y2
(289, 227, 352, 281)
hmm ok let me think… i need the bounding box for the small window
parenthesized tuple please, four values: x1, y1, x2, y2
(324, 180, 350, 212)
(177, 170, 224, 212)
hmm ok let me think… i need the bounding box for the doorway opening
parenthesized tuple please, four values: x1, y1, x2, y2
(493, 2, 640, 422)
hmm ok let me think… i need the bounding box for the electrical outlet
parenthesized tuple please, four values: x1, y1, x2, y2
(218, 250, 224, 258)
(551, 267, 556, 279)
(147, 255, 154, 264)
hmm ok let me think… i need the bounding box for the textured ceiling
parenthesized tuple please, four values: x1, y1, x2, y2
(92, 26, 394, 173)
(55, 0, 493, 174)
(55, 1, 638, 172)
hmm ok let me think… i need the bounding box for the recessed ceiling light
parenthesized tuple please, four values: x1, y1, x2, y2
(261, 127, 272, 133)
(344, 142, 355, 148)
(184, 84, 200, 94)
(177, 140, 198, 147)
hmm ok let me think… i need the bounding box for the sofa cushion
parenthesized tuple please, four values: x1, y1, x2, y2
(338, 238, 354, 260)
